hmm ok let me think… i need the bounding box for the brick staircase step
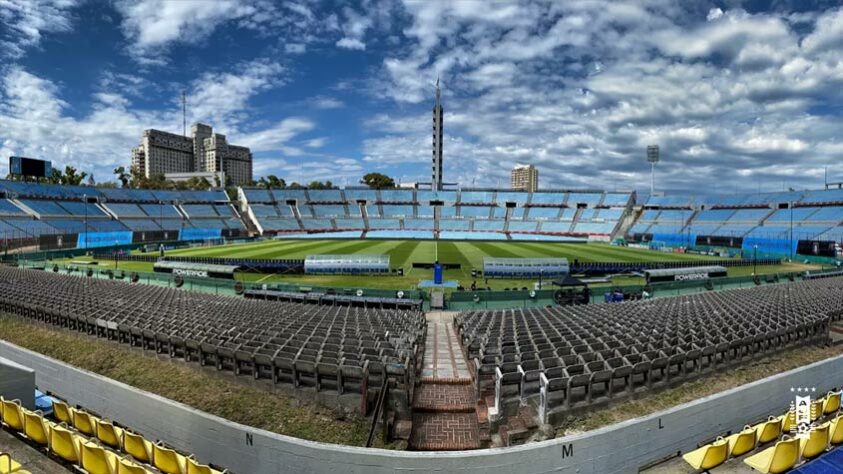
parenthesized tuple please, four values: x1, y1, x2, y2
(409, 412, 480, 451)
(413, 383, 475, 413)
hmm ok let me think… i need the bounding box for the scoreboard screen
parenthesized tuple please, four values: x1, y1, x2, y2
(10, 156, 52, 178)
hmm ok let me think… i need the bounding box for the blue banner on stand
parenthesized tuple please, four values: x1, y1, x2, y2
(179, 228, 222, 241)
(77, 231, 133, 249)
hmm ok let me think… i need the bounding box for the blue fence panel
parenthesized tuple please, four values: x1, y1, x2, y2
(77, 231, 133, 249)
(651, 232, 696, 248)
(179, 228, 223, 241)
(742, 236, 798, 257)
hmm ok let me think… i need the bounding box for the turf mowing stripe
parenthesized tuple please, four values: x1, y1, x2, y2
(168, 239, 304, 257)
(507, 242, 599, 261)
(467, 242, 523, 258)
(388, 240, 422, 268)
(262, 239, 385, 259)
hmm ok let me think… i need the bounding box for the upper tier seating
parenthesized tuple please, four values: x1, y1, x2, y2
(241, 188, 634, 239)
(0, 267, 426, 398)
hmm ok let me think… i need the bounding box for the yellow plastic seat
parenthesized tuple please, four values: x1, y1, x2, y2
(811, 399, 824, 422)
(780, 411, 795, 433)
(96, 419, 124, 449)
(1, 399, 24, 432)
(49, 424, 81, 463)
(22, 410, 50, 446)
(681, 436, 728, 470)
(830, 414, 843, 445)
(153, 443, 190, 474)
(0, 452, 32, 474)
(80, 441, 120, 474)
(726, 425, 757, 457)
(72, 408, 97, 436)
(754, 416, 783, 444)
(117, 457, 151, 474)
(744, 436, 799, 474)
(123, 431, 153, 464)
(799, 423, 830, 460)
(52, 399, 73, 425)
(823, 391, 841, 415)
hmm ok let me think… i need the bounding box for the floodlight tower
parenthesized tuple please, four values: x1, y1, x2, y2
(646, 145, 660, 194)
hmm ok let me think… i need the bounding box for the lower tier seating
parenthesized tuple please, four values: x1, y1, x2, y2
(0, 268, 426, 404)
(456, 277, 842, 421)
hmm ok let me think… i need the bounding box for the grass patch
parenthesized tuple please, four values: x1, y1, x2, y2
(0, 316, 398, 448)
(555, 344, 842, 436)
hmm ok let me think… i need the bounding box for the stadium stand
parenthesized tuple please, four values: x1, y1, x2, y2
(0, 267, 425, 406)
(678, 390, 843, 473)
(0, 180, 241, 249)
(456, 277, 840, 426)
(241, 188, 633, 241)
(1, 393, 228, 473)
(630, 188, 843, 257)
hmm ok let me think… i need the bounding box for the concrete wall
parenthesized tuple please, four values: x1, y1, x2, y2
(0, 355, 35, 409)
(0, 340, 840, 474)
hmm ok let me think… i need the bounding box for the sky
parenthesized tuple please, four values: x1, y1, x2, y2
(1, 0, 842, 195)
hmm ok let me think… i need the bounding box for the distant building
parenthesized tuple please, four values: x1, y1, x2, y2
(432, 78, 444, 191)
(398, 182, 419, 189)
(131, 123, 253, 186)
(511, 164, 538, 192)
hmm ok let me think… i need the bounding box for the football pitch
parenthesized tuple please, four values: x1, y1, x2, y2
(153, 239, 781, 290)
(73, 238, 816, 290)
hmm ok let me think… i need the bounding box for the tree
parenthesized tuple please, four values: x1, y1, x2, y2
(288, 182, 304, 189)
(257, 175, 285, 188)
(362, 172, 395, 189)
(114, 166, 132, 188)
(184, 176, 212, 190)
(307, 180, 336, 189)
(60, 166, 88, 186)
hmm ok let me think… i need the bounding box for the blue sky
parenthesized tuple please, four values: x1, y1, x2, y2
(1, 0, 843, 194)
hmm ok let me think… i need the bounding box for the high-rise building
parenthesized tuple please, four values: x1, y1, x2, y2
(130, 123, 253, 186)
(511, 164, 539, 192)
(432, 78, 443, 191)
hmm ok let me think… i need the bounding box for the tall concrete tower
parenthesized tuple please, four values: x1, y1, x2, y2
(432, 77, 444, 191)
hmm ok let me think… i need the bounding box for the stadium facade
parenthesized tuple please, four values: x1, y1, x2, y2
(131, 122, 253, 185)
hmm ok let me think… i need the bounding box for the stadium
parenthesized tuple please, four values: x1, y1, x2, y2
(1, 171, 843, 474)
(4, 3, 843, 474)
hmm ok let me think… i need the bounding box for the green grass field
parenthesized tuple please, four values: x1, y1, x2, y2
(65, 239, 818, 291)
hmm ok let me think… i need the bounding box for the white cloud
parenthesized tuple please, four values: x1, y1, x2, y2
(366, 1, 843, 192)
(237, 117, 315, 153)
(0, 64, 314, 184)
(802, 7, 843, 52)
(187, 59, 285, 130)
(310, 96, 344, 109)
(336, 37, 366, 50)
(0, 0, 79, 58)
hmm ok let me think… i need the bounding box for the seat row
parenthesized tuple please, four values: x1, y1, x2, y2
(1, 396, 225, 474)
(682, 391, 843, 473)
(458, 277, 841, 416)
(0, 268, 426, 401)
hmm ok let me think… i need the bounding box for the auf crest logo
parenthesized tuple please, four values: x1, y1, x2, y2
(789, 387, 819, 434)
